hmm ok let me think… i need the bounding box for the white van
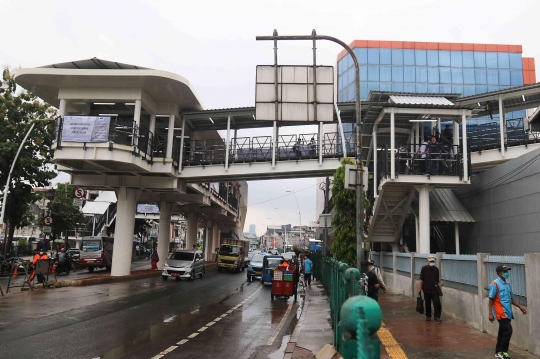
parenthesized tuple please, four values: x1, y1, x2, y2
(79, 236, 114, 272)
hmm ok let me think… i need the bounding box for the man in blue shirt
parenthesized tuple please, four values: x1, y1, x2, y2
(488, 265, 527, 359)
(303, 254, 313, 287)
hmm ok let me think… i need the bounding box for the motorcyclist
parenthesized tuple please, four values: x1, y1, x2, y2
(55, 248, 70, 275)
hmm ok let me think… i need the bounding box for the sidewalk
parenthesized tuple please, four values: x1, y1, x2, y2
(285, 284, 538, 359)
(377, 291, 538, 359)
(284, 280, 333, 359)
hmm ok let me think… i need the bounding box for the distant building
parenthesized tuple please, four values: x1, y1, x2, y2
(249, 224, 256, 237)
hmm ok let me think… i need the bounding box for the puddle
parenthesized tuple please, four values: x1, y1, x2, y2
(268, 334, 291, 359)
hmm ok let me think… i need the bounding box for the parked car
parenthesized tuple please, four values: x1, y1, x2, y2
(246, 253, 265, 282)
(162, 250, 205, 281)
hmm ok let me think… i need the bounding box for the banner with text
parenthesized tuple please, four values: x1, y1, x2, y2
(62, 116, 111, 142)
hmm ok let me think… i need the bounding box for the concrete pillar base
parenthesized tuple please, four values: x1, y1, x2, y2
(157, 202, 173, 270)
(111, 187, 138, 276)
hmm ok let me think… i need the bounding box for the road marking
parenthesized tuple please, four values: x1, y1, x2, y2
(164, 346, 177, 353)
(214, 317, 222, 321)
(378, 322, 408, 359)
(206, 321, 215, 326)
(226, 310, 233, 313)
(198, 326, 207, 332)
(187, 333, 199, 339)
(177, 339, 188, 345)
(266, 302, 294, 345)
(151, 355, 164, 359)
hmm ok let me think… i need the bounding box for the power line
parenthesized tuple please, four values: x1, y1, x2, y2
(241, 183, 317, 208)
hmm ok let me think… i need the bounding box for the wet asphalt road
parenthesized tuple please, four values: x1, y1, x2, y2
(0, 269, 301, 359)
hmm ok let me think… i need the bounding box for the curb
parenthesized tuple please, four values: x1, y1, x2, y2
(284, 284, 310, 359)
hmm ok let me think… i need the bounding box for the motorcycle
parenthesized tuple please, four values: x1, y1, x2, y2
(53, 258, 71, 275)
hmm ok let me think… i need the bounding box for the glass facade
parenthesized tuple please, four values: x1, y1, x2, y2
(338, 48, 524, 102)
(337, 44, 527, 127)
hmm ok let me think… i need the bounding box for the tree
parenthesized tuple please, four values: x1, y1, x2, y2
(330, 158, 370, 267)
(48, 183, 86, 246)
(0, 68, 57, 253)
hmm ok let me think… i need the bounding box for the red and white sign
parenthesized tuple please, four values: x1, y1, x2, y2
(74, 187, 85, 199)
(43, 216, 53, 226)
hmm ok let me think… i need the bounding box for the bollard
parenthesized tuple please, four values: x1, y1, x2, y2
(339, 296, 382, 359)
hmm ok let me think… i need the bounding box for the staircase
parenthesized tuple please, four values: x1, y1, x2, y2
(82, 202, 117, 236)
(368, 182, 415, 243)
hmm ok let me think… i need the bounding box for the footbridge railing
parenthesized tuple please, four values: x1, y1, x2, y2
(312, 254, 382, 359)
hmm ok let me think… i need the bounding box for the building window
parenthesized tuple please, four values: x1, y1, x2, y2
(486, 52, 498, 68)
(404, 83, 415, 92)
(415, 50, 427, 66)
(463, 51, 475, 67)
(367, 66, 379, 81)
(368, 48, 380, 64)
(451, 51, 463, 67)
(354, 48, 368, 65)
(380, 49, 392, 65)
(392, 83, 404, 92)
(392, 49, 403, 65)
(440, 85, 452, 93)
(509, 53, 522, 69)
(474, 52, 486, 67)
(380, 66, 391, 82)
(451, 68, 464, 84)
(360, 66, 367, 82)
(428, 84, 440, 93)
(404, 50, 415, 65)
(427, 50, 439, 66)
(440, 68, 452, 84)
(416, 67, 428, 83)
(380, 83, 392, 91)
(497, 52, 510, 69)
(416, 83, 428, 93)
(463, 69, 475, 84)
(475, 69, 487, 84)
(404, 67, 415, 82)
(487, 69, 499, 85)
(439, 51, 451, 66)
(427, 67, 439, 83)
(498, 70, 511, 86)
(510, 70, 523, 86)
(392, 66, 404, 82)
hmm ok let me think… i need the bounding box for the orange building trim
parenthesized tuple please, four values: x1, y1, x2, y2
(522, 57, 537, 85)
(337, 40, 526, 62)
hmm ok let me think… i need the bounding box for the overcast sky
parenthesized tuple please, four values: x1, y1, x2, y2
(1, 0, 538, 235)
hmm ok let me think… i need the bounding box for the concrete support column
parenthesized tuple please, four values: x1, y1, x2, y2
(525, 253, 540, 355)
(414, 123, 420, 152)
(416, 184, 432, 254)
(111, 187, 138, 276)
(225, 113, 231, 170)
(410, 252, 416, 298)
(212, 223, 220, 255)
(477, 252, 489, 333)
(205, 221, 213, 261)
(454, 222, 460, 254)
(318, 122, 323, 165)
(149, 114, 156, 155)
(133, 99, 142, 146)
(453, 120, 459, 147)
(186, 213, 199, 250)
(58, 99, 67, 117)
(166, 114, 175, 158)
(414, 213, 419, 251)
(157, 202, 173, 270)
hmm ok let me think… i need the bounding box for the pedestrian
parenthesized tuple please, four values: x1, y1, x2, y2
(150, 250, 159, 270)
(489, 265, 527, 359)
(303, 254, 313, 287)
(417, 136, 429, 174)
(418, 256, 442, 323)
(215, 247, 219, 262)
(368, 258, 386, 293)
(427, 135, 441, 175)
(27, 249, 49, 284)
(360, 260, 380, 301)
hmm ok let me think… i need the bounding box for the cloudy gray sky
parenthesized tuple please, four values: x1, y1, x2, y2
(1, 0, 538, 235)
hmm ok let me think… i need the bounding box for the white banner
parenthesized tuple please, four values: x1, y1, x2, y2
(62, 116, 111, 142)
(137, 204, 160, 214)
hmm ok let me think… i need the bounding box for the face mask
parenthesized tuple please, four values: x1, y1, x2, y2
(428, 262, 435, 266)
(39, 251, 44, 255)
(502, 272, 510, 279)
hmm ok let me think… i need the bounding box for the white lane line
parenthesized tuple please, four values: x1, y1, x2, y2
(220, 314, 228, 318)
(177, 339, 189, 345)
(226, 310, 233, 314)
(214, 317, 222, 321)
(164, 346, 178, 353)
(151, 355, 164, 359)
(266, 302, 294, 346)
(198, 326, 207, 332)
(206, 321, 216, 326)
(187, 333, 199, 338)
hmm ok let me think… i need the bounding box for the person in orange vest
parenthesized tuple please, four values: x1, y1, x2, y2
(28, 249, 49, 284)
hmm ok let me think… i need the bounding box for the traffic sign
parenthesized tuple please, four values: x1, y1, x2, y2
(74, 187, 85, 199)
(42, 226, 52, 234)
(43, 216, 53, 226)
(73, 198, 84, 207)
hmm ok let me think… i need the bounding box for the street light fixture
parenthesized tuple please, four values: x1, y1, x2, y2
(286, 190, 302, 248)
(0, 118, 56, 241)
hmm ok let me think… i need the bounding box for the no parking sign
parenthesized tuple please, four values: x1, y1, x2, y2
(74, 187, 85, 199)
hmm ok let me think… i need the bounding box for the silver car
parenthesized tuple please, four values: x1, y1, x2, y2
(162, 250, 205, 281)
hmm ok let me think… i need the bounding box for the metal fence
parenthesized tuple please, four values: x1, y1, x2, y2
(311, 254, 381, 359)
(441, 254, 478, 294)
(485, 255, 527, 306)
(414, 253, 431, 279)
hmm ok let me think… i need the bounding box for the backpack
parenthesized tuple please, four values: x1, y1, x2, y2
(359, 272, 369, 296)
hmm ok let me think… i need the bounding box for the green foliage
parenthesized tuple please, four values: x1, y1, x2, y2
(330, 158, 358, 267)
(48, 183, 86, 239)
(0, 68, 57, 251)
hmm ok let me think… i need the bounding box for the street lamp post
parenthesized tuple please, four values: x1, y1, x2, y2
(286, 190, 302, 249)
(0, 118, 55, 244)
